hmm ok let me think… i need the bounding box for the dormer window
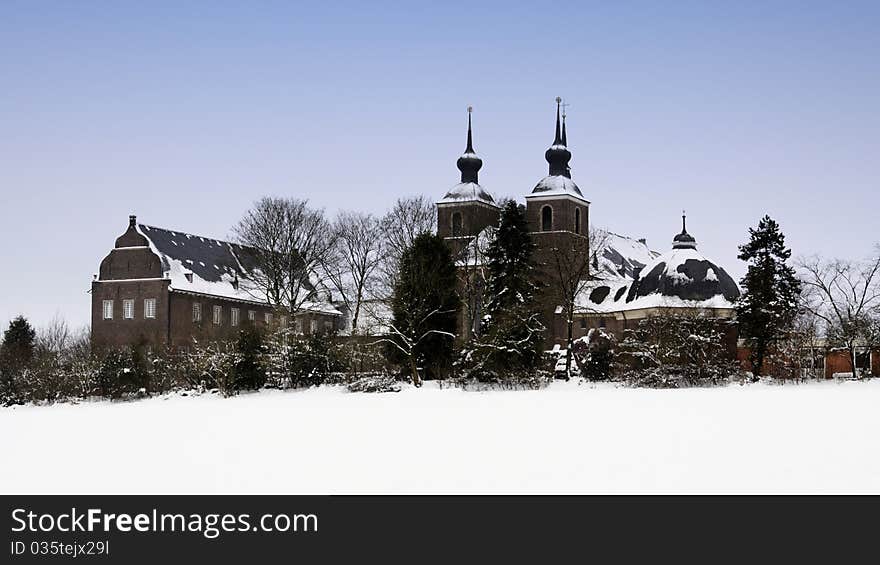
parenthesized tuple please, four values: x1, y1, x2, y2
(184, 270, 193, 283)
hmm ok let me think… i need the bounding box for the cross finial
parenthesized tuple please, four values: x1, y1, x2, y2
(561, 100, 570, 119)
(555, 96, 562, 105)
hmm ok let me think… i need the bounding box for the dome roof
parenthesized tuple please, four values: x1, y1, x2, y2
(438, 182, 496, 205)
(532, 174, 584, 198)
(625, 247, 741, 305)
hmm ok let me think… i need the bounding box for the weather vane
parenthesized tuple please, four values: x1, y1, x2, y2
(561, 99, 570, 118)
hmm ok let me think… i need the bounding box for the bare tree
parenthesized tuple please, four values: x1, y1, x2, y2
(544, 226, 611, 376)
(379, 195, 436, 292)
(326, 211, 385, 334)
(799, 250, 880, 377)
(233, 197, 337, 314)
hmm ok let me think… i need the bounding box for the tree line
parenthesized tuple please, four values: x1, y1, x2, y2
(2, 199, 880, 405)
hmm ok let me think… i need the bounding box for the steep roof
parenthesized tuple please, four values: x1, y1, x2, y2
(136, 224, 340, 315)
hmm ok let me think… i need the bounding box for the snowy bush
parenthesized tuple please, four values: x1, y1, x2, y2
(615, 314, 741, 388)
(572, 329, 616, 382)
(346, 374, 401, 393)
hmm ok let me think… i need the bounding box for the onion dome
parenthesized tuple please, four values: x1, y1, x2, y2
(456, 106, 482, 184)
(625, 214, 741, 305)
(531, 97, 585, 198)
(439, 107, 496, 205)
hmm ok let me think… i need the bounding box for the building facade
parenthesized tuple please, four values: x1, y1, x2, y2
(91, 216, 341, 350)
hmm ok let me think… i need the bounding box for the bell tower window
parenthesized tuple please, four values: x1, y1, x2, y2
(451, 212, 462, 237)
(575, 208, 581, 234)
(541, 205, 553, 232)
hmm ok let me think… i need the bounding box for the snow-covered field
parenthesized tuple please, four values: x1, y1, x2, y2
(3, 379, 880, 494)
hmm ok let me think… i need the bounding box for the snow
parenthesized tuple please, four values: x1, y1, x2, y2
(3, 379, 880, 494)
(437, 182, 496, 205)
(529, 174, 587, 200)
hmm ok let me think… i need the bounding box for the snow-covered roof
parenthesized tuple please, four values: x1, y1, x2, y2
(576, 237, 740, 315)
(528, 175, 587, 200)
(132, 224, 340, 315)
(438, 182, 497, 206)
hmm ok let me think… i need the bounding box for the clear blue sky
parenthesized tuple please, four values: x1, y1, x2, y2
(1, 1, 878, 329)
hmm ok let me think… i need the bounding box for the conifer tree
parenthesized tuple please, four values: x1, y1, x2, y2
(465, 201, 545, 378)
(736, 216, 801, 377)
(0, 316, 36, 402)
(387, 232, 458, 385)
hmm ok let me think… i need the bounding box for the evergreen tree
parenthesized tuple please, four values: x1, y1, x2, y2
(464, 201, 544, 379)
(234, 325, 267, 390)
(387, 232, 458, 385)
(736, 216, 801, 378)
(0, 316, 37, 402)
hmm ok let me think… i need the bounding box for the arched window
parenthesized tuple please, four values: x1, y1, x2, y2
(451, 212, 463, 237)
(575, 208, 581, 234)
(541, 206, 553, 232)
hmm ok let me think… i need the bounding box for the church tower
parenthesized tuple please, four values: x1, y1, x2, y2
(437, 107, 500, 255)
(526, 97, 591, 345)
(524, 97, 590, 238)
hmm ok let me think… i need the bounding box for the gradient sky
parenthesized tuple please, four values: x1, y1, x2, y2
(1, 1, 878, 330)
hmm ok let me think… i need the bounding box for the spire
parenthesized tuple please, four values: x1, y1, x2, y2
(561, 102, 571, 178)
(456, 106, 482, 184)
(465, 106, 474, 154)
(553, 97, 563, 145)
(545, 96, 572, 176)
(672, 210, 698, 249)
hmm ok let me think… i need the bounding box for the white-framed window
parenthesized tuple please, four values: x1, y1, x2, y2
(280, 315, 288, 328)
(123, 299, 134, 320)
(265, 312, 273, 325)
(144, 298, 157, 319)
(310, 319, 318, 333)
(193, 302, 202, 323)
(213, 305, 222, 325)
(231, 308, 240, 327)
(324, 320, 333, 333)
(294, 318, 303, 334)
(102, 300, 114, 320)
(248, 310, 256, 322)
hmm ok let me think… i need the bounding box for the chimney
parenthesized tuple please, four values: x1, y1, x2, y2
(129, 215, 137, 228)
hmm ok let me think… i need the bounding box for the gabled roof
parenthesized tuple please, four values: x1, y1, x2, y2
(134, 223, 340, 315)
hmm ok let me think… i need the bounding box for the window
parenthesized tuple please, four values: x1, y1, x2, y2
(579, 318, 587, 330)
(231, 308, 240, 327)
(123, 299, 134, 320)
(541, 205, 553, 231)
(575, 208, 581, 234)
(310, 319, 318, 334)
(144, 298, 157, 319)
(280, 315, 288, 327)
(451, 212, 462, 237)
(248, 310, 256, 322)
(599, 317, 606, 328)
(102, 300, 114, 320)
(265, 312, 273, 325)
(295, 318, 303, 334)
(193, 302, 202, 323)
(213, 305, 222, 325)
(324, 320, 333, 333)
